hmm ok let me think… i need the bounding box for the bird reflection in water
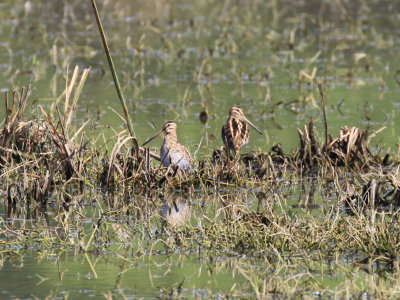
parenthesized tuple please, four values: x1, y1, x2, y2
(159, 198, 190, 226)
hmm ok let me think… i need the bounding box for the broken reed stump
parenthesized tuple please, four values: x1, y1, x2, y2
(296, 119, 322, 167)
(296, 120, 374, 168)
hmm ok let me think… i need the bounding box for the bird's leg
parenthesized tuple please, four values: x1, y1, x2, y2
(171, 164, 180, 177)
(223, 142, 231, 167)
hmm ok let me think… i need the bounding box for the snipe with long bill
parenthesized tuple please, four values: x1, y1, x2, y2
(143, 121, 193, 173)
(222, 106, 262, 160)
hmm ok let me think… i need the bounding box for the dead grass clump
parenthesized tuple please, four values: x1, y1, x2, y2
(13, 119, 52, 153)
(327, 125, 370, 166)
(0, 67, 91, 204)
(0, 86, 36, 162)
(296, 119, 381, 169)
(343, 178, 400, 215)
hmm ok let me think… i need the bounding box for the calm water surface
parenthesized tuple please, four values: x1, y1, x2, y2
(1, 253, 249, 298)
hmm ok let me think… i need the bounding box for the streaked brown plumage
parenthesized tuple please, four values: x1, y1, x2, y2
(143, 121, 193, 173)
(222, 106, 261, 158)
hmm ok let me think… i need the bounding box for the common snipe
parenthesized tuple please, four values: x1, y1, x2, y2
(222, 106, 261, 162)
(143, 121, 193, 173)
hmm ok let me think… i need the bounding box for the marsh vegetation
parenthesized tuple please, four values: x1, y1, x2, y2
(1, 0, 400, 298)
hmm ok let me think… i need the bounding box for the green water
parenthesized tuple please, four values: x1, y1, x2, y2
(1, 247, 396, 298)
(1, 0, 400, 298)
(0, 253, 249, 298)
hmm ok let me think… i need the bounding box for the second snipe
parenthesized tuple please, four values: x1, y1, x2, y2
(222, 105, 262, 162)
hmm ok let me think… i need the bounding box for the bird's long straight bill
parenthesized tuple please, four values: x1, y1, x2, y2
(142, 130, 163, 146)
(243, 117, 262, 134)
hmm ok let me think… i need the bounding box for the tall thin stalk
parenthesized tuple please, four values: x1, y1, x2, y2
(318, 82, 328, 150)
(90, 0, 135, 139)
